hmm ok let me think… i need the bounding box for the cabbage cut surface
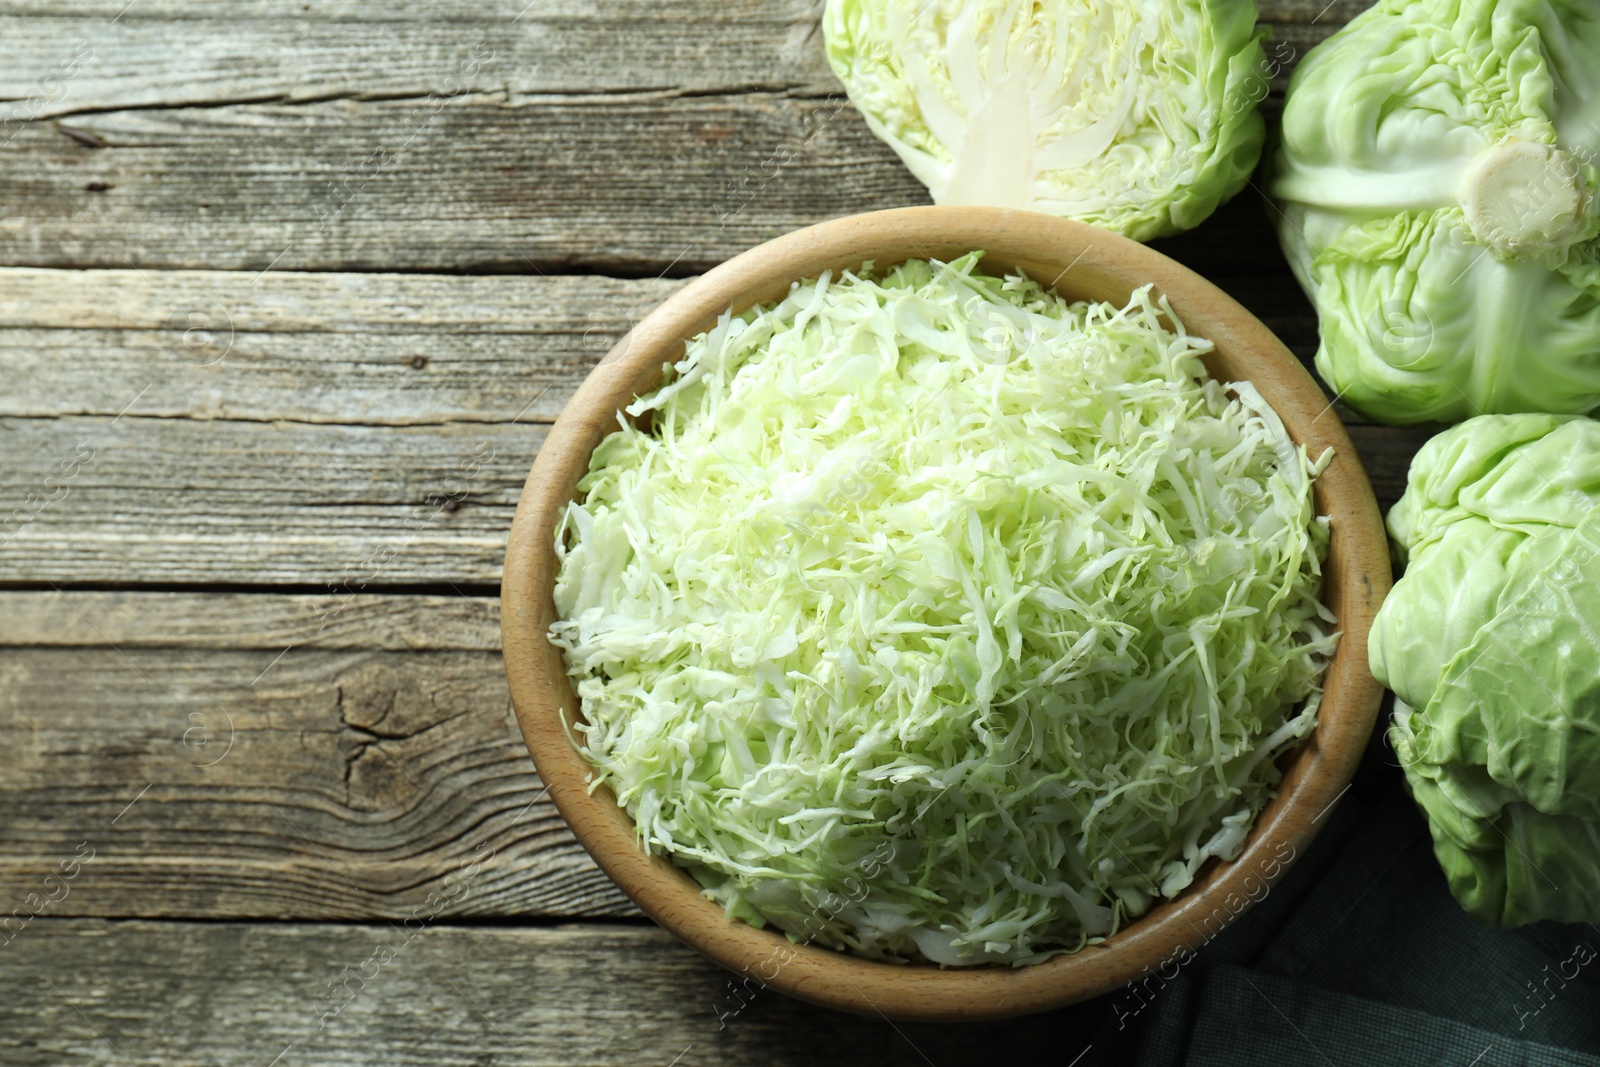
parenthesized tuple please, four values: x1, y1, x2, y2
(822, 0, 1271, 240)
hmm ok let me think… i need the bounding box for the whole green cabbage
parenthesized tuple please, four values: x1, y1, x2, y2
(1272, 0, 1600, 425)
(823, 0, 1271, 241)
(1371, 413, 1600, 925)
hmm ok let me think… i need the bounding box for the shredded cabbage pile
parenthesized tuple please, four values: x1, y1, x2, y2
(551, 255, 1336, 966)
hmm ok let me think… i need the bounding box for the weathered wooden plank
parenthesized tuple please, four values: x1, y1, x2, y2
(0, 414, 536, 585)
(0, 919, 1094, 1066)
(1, 93, 925, 274)
(0, 590, 500, 649)
(0, 268, 682, 424)
(0, 266, 680, 333)
(2, 113, 1306, 276)
(7, 112, 1303, 276)
(0, 267, 681, 334)
(0, 636, 633, 919)
(0, 7, 838, 126)
(1262, 0, 1372, 25)
(1343, 424, 1427, 508)
(0, 326, 580, 424)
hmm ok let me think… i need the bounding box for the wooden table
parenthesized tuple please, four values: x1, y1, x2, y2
(0, 2, 1422, 1062)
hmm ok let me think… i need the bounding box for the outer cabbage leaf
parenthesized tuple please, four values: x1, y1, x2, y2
(823, 0, 1270, 241)
(1372, 414, 1600, 925)
(1272, 0, 1600, 425)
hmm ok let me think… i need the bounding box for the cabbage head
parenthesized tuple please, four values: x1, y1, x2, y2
(822, 0, 1270, 241)
(1371, 413, 1600, 925)
(1272, 0, 1600, 425)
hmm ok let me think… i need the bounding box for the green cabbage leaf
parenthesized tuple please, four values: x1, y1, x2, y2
(822, 0, 1270, 241)
(552, 255, 1336, 965)
(1272, 0, 1600, 425)
(1372, 413, 1600, 925)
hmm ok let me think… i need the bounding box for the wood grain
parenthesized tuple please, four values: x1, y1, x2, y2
(2, 93, 925, 274)
(0, 590, 501, 649)
(0, 0, 1368, 21)
(0, 5, 838, 124)
(0, 592, 631, 920)
(0, 414, 536, 585)
(0, 267, 682, 424)
(0, 919, 1097, 1066)
(0, 0, 823, 14)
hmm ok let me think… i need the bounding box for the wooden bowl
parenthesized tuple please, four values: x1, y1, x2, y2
(502, 206, 1389, 1022)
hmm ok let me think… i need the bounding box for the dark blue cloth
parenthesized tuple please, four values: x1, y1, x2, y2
(1085, 732, 1600, 1065)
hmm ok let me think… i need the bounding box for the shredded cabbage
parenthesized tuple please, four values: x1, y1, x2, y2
(551, 255, 1337, 966)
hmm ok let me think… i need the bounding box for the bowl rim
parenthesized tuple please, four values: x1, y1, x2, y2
(501, 205, 1390, 1022)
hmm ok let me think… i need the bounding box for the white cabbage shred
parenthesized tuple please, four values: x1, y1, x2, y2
(551, 254, 1337, 966)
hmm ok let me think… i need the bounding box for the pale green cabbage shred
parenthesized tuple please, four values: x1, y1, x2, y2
(551, 255, 1337, 966)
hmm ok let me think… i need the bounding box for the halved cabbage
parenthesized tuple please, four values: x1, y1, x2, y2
(823, 0, 1271, 240)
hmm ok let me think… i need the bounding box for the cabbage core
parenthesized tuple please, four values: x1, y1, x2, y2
(1460, 139, 1590, 256)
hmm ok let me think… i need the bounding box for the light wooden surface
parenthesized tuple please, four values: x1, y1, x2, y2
(0, 0, 1399, 1061)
